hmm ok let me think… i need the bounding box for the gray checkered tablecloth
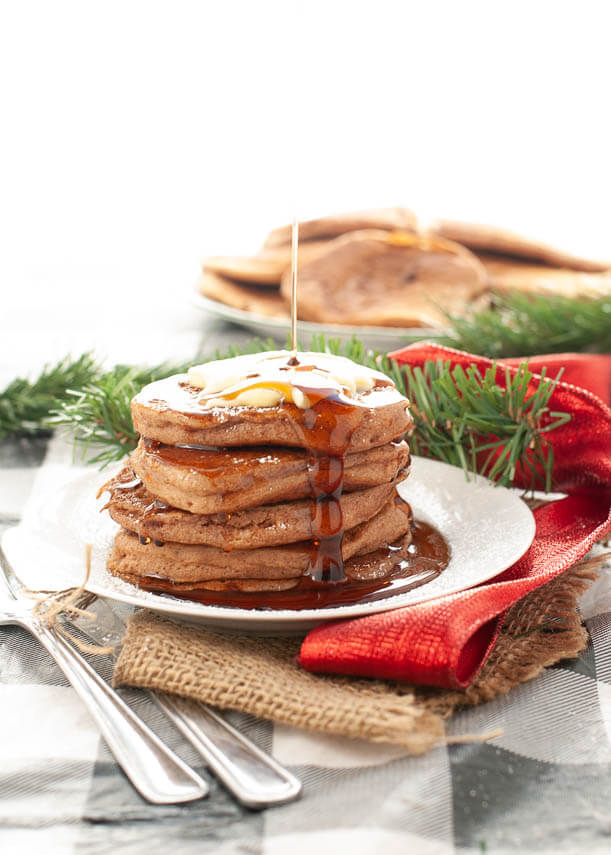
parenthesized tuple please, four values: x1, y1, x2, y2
(1, 311, 610, 854)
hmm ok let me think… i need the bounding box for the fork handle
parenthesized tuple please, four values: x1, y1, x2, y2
(28, 619, 208, 804)
(153, 692, 301, 808)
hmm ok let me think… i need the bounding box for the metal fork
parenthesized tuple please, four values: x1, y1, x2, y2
(0, 544, 208, 804)
(65, 592, 302, 809)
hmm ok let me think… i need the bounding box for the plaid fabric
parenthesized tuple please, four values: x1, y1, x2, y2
(1, 330, 611, 853)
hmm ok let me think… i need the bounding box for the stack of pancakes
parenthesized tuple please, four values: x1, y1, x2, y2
(102, 357, 414, 596)
(199, 208, 611, 328)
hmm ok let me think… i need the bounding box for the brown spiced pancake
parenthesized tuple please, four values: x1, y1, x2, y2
(129, 439, 410, 514)
(197, 271, 289, 318)
(280, 230, 488, 328)
(131, 375, 411, 452)
(112, 531, 414, 593)
(433, 220, 611, 272)
(107, 497, 412, 588)
(476, 252, 611, 298)
(202, 241, 329, 286)
(263, 207, 418, 249)
(102, 466, 406, 548)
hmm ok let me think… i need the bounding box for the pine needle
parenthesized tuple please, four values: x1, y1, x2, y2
(0, 353, 100, 440)
(442, 291, 611, 358)
(48, 360, 193, 467)
(390, 358, 571, 490)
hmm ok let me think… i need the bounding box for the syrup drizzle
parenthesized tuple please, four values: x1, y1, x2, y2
(123, 521, 449, 610)
(290, 216, 299, 353)
(285, 214, 371, 583)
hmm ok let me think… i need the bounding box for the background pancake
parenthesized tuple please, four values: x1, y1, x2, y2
(263, 207, 418, 248)
(280, 230, 488, 328)
(202, 240, 330, 285)
(197, 271, 289, 318)
(432, 219, 611, 272)
(475, 253, 611, 298)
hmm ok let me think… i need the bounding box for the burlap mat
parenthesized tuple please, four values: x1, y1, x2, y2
(113, 558, 604, 755)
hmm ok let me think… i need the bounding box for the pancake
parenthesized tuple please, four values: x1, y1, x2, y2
(263, 207, 418, 249)
(107, 496, 412, 587)
(202, 241, 329, 286)
(111, 531, 414, 593)
(102, 465, 406, 548)
(130, 438, 410, 514)
(131, 374, 411, 452)
(280, 230, 488, 328)
(433, 220, 611, 272)
(197, 271, 289, 318)
(475, 252, 611, 298)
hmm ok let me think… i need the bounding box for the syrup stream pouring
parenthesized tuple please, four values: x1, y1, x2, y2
(0, 543, 208, 804)
(290, 216, 299, 353)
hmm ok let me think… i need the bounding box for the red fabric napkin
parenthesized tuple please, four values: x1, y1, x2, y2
(299, 347, 611, 689)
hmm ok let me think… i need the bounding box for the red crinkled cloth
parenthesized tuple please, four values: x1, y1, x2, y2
(299, 347, 611, 688)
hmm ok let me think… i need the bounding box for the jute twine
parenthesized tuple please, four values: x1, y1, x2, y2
(113, 553, 607, 754)
(23, 545, 114, 655)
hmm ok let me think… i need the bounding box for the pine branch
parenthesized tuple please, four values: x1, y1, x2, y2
(382, 358, 571, 491)
(442, 291, 611, 358)
(0, 353, 100, 440)
(48, 360, 193, 467)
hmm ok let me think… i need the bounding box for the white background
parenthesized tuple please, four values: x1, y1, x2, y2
(0, 0, 610, 380)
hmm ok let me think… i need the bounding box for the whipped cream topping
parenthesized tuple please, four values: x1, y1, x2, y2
(187, 350, 394, 409)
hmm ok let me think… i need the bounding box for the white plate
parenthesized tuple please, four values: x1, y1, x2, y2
(193, 293, 445, 351)
(2, 457, 534, 633)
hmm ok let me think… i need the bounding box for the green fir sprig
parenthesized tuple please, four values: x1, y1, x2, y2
(0, 353, 100, 440)
(384, 358, 570, 491)
(48, 361, 193, 466)
(442, 291, 611, 358)
(47, 339, 280, 466)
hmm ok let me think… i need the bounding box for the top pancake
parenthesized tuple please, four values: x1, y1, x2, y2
(131, 374, 412, 452)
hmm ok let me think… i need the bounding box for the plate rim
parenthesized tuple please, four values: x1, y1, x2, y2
(191, 292, 446, 341)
